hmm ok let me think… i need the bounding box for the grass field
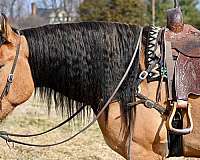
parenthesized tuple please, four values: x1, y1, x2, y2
(0, 98, 197, 160)
(0, 98, 124, 160)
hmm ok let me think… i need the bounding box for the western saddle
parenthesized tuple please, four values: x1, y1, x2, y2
(164, 0, 200, 134)
(145, 0, 200, 135)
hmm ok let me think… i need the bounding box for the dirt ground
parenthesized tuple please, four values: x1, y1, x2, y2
(0, 98, 198, 160)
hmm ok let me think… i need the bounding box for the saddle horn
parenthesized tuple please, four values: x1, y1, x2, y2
(174, 0, 179, 8)
(167, 0, 183, 33)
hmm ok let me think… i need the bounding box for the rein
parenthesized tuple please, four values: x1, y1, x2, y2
(0, 28, 143, 149)
(0, 104, 86, 137)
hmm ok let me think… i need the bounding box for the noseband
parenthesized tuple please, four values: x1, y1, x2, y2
(0, 31, 21, 106)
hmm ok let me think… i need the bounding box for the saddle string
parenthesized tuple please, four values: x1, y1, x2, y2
(0, 27, 143, 147)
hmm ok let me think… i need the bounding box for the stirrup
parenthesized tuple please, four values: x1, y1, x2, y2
(166, 102, 193, 135)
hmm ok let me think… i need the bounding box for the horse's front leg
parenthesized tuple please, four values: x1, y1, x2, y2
(97, 102, 169, 160)
(181, 96, 200, 157)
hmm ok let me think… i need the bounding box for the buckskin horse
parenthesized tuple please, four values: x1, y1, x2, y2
(1, 1, 200, 160)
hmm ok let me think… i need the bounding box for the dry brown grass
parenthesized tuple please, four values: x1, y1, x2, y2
(0, 99, 124, 160)
(0, 99, 197, 160)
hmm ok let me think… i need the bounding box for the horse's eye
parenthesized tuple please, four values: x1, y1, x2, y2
(0, 37, 6, 45)
(0, 64, 5, 69)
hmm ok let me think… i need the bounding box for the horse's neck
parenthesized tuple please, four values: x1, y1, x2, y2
(22, 23, 140, 106)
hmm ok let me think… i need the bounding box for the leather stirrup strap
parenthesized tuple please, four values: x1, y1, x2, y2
(165, 41, 175, 101)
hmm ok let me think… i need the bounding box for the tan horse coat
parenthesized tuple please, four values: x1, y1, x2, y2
(0, 17, 200, 159)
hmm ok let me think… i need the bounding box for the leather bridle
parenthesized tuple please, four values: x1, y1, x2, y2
(0, 31, 21, 106)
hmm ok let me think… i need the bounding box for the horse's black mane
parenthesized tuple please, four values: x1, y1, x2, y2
(21, 22, 140, 119)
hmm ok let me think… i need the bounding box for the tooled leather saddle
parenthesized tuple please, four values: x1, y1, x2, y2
(142, 0, 199, 155)
(164, 22, 200, 154)
(165, 24, 200, 101)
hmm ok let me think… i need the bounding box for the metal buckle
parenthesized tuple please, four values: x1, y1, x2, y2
(139, 71, 148, 80)
(144, 100, 155, 109)
(7, 74, 14, 83)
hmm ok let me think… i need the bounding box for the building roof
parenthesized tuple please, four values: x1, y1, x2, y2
(37, 8, 56, 18)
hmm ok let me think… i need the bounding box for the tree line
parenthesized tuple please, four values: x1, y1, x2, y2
(1, 0, 200, 28)
(79, 0, 200, 28)
(0, 0, 81, 20)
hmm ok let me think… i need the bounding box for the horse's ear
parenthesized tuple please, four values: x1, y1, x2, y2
(1, 13, 16, 43)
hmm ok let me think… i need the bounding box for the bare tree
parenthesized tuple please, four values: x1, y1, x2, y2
(0, 0, 10, 15)
(38, 0, 82, 12)
(38, 0, 63, 9)
(0, 0, 28, 19)
(10, 0, 17, 18)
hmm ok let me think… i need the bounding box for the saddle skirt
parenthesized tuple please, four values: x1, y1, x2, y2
(165, 24, 200, 100)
